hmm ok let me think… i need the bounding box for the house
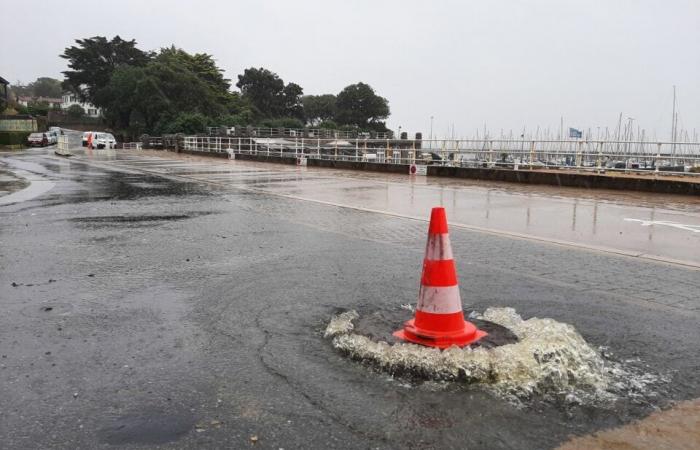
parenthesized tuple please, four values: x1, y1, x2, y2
(17, 95, 63, 109)
(0, 76, 8, 104)
(61, 93, 101, 118)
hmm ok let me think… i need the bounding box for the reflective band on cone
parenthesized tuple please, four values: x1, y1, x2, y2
(394, 207, 487, 348)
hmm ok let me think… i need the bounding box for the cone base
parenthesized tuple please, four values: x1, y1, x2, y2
(393, 318, 488, 349)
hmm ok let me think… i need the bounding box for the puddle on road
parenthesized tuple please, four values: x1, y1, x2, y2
(68, 211, 215, 226)
(325, 307, 666, 406)
(97, 412, 194, 445)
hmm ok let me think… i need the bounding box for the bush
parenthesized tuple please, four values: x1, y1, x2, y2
(161, 112, 214, 135)
(27, 102, 50, 117)
(258, 117, 304, 129)
(15, 104, 30, 115)
(318, 120, 338, 129)
(67, 104, 85, 118)
(0, 131, 31, 146)
(217, 112, 253, 127)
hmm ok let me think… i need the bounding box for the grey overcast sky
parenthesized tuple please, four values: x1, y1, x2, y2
(1, 0, 698, 139)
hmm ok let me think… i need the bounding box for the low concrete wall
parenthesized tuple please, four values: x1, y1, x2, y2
(428, 166, 700, 195)
(307, 158, 411, 174)
(180, 149, 229, 159)
(163, 150, 699, 196)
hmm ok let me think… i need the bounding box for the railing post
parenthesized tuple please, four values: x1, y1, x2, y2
(454, 140, 459, 166)
(576, 140, 583, 168)
(529, 141, 535, 168)
(655, 142, 661, 175)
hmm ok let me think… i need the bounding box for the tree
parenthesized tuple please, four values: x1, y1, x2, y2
(10, 78, 62, 98)
(158, 46, 230, 93)
(100, 46, 235, 133)
(282, 83, 304, 121)
(67, 104, 85, 118)
(10, 82, 31, 97)
(31, 77, 63, 98)
(236, 67, 303, 120)
(160, 112, 213, 134)
(259, 117, 305, 129)
(302, 94, 337, 126)
(335, 82, 390, 130)
(61, 36, 152, 106)
(27, 101, 50, 117)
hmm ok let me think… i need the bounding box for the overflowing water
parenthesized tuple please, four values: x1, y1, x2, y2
(325, 307, 665, 405)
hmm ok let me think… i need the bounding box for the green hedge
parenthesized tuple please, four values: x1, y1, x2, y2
(0, 131, 31, 145)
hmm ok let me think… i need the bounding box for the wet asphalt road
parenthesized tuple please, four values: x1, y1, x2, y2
(1, 148, 699, 449)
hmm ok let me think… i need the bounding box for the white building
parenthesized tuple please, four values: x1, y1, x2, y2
(61, 93, 101, 118)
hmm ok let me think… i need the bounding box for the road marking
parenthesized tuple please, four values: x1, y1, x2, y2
(624, 218, 700, 233)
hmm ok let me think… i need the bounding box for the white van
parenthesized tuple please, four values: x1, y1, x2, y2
(93, 132, 117, 149)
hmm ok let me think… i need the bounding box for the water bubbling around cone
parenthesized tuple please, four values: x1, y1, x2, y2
(327, 307, 666, 405)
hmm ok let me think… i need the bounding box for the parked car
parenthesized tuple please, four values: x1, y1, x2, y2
(46, 130, 59, 145)
(27, 132, 48, 147)
(93, 132, 117, 149)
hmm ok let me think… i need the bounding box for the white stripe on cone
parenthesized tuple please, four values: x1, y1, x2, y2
(424, 233, 453, 260)
(416, 285, 463, 314)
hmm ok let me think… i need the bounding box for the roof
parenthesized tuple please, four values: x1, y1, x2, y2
(324, 140, 354, 147)
(18, 96, 63, 103)
(252, 138, 297, 146)
(0, 76, 8, 85)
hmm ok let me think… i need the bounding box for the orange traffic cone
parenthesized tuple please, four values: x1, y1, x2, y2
(394, 207, 487, 348)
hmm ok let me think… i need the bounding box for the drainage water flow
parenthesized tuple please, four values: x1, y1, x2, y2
(324, 307, 666, 406)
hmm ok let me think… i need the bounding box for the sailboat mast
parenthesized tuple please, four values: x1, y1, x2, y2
(671, 85, 677, 154)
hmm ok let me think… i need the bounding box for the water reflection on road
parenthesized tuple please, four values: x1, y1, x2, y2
(33, 148, 700, 265)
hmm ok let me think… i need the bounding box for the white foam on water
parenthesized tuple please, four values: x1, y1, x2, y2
(325, 307, 665, 405)
(324, 310, 359, 338)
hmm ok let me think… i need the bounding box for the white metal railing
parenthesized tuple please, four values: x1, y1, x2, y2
(122, 142, 142, 150)
(206, 126, 394, 140)
(178, 137, 700, 176)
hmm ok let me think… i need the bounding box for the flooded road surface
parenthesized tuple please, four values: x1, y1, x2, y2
(72, 148, 700, 266)
(1, 147, 699, 449)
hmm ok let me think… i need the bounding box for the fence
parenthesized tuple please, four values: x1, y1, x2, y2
(206, 126, 395, 140)
(122, 142, 142, 150)
(174, 136, 700, 176)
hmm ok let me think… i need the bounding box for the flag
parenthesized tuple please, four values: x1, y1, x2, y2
(569, 128, 583, 139)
